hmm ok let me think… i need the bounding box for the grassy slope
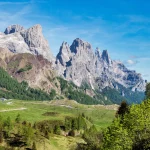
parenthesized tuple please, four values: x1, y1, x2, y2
(0, 99, 116, 150)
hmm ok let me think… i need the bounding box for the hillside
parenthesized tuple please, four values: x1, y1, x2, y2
(0, 65, 112, 104)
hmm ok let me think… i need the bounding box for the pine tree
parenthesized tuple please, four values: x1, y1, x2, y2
(15, 114, 21, 123)
(116, 101, 129, 117)
(72, 119, 78, 130)
(54, 125, 61, 135)
(145, 83, 150, 99)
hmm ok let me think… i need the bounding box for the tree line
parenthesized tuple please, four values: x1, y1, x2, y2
(0, 68, 56, 100)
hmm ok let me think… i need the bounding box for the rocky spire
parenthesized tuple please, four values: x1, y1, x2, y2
(102, 50, 110, 64)
(70, 38, 92, 54)
(56, 42, 71, 66)
(4, 25, 24, 34)
(20, 24, 54, 61)
(56, 38, 146, 92)
(95, 47, 101, 60)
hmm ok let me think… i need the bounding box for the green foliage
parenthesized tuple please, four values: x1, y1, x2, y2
(102, 84, 145, 104)
(15, 114, 21, 123)
(64, 117, 72, 131)
(50, 89, 56, 99)
(102, 99, 150, 150)
(17, 64, 32, 73)
(145, 83, 150, 99)
(76, 125, 101, 150)
(4, 117, 12, 130)
(54, 125, 61, 135)
(64, 115, 87, 132)
(57, 77, 68, 92)
(80, 80, 91, 90)
(22, 124, 34, 145)
(77, 115, 87, 130)
(58, 77, 101, 105)
(116, 101, 129, 117)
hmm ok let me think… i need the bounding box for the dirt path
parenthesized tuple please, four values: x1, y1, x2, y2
(0, 107, 27, 112)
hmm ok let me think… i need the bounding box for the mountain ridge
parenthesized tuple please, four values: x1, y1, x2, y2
(0, 24, 147, 104)
(56, 38, 146, 93)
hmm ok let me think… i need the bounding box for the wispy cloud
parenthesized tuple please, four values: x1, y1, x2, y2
(0, 0, 47, 5)
(125, 59, 139, 66)
(0, 1, 30, 5)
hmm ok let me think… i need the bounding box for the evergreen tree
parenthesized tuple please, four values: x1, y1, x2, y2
(54, 125, 61, 135)
(15, 114, 21, 123)
(71, 119, 78, 130)
(145, 83, 150, 99)
(116, 100, 129, 117)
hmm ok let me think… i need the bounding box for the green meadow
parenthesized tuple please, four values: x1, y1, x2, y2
(0, 99, 117, 150)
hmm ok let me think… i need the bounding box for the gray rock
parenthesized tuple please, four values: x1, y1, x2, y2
(56, 42, 71, 66)
(20, 24, 54, 61)
(0, 32, 30, 53)
(2, 24, 54, 63)
(56, 38, 146, 92)
(4, 25, 24, 34)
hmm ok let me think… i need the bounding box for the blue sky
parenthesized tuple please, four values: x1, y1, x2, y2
(0, 0, 150, 81)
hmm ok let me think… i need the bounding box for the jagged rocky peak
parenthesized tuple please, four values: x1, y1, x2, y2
(20, 24, 44, 47)
(95, 47, 101, 58)
(56, 41, 71, 66)
(56, 38, 146, 93)
(70, 38, 92, 54)
(21, 24, 54, 61)
(4, 24, 24, 34)
(102, 50, 111, 64)
(1, 24, 54, 62)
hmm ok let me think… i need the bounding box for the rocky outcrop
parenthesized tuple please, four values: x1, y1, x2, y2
(55, 42, 72, 75)
(56, 38, 146, 92)
(1, 24, 54, 63)
(56, 38, 96, 87)
(20, 24, 54, 61)
(4, 25, 24, 34)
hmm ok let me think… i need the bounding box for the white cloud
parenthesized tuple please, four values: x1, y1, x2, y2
(126, 59, 138, 66)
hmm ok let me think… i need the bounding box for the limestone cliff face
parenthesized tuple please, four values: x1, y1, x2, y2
(56, 38, 146, 92)
(1, 24, 54, 63)
(4, 25, 24, 34)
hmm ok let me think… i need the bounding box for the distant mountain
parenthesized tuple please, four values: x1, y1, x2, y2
(0, 24, 146, 104)
(56, 38, 146, 103)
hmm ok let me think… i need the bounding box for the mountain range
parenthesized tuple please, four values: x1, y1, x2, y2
(0, 24, 147, 104)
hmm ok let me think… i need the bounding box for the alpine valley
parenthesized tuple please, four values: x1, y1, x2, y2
(0, 24, 147, 105)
